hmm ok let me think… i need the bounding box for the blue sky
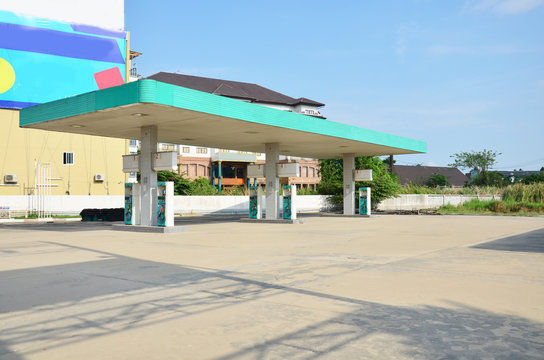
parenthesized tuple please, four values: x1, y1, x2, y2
(126, 0, 544, 171)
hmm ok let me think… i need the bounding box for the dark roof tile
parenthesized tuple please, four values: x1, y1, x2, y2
(146, 72, 324, 107)
(393, 165, 469, 187)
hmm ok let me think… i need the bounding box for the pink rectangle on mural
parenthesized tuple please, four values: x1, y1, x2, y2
(94, 67, 124, 90)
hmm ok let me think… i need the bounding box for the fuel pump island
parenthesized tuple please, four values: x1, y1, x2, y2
(120, 152, 180, 232)
(243, 163, 301, 223)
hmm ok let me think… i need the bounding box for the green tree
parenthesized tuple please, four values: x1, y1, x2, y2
(448, 149, 501, 186)
(426, 174, 449, 187)
(522, 172, 544, 184)
(318, 156, 401, 208)
(382, 156, 396, 167)
(477, 171, 508, 187)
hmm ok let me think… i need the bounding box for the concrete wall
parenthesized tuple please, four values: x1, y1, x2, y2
(0, 194, 505, 216)
(0, 195, 333, 216)
(377, 194, 502, 211)
(175, 195, 332, 215)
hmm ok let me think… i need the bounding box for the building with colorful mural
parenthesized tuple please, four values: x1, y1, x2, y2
(0, 1, 130, 195)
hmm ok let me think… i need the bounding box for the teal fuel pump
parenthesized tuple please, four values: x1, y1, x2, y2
(282, 185, 297, 220)
(156, 181, 174, 227)
(249, 185, 262, 219)
(359, 187, 371, 216)
(124, 183, 133, 225)
(124, 183, 140, 225)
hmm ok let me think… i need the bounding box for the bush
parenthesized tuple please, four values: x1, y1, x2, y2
(189, 177, 218, 195)
(438, 198, 544, 215)
(297, 187, 319, 195)
(426, 174, 449, 187)
(157, 171, 219, 195)
(503, 183, 544, 203)
(157, 171, 192, 195)
(222, 186, 247, 196)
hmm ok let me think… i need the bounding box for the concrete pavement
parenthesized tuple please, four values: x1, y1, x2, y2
(1, 215, 543, 359)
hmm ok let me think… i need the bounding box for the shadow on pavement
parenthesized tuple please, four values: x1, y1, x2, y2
(471, 228, 544, 253)
(0, 340, 23, 360)
(0, 241, 543, 359)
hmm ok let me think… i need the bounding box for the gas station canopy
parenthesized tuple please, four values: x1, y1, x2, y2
(20, 80, 426, 159)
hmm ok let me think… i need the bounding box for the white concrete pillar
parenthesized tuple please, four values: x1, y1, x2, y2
(343, 153, 355, 215)
(140, 126, 158, 226)
(265, 143, 280, 219)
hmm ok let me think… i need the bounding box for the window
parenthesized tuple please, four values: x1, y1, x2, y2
(162, 144, 176, 151)
(182, 146, 190, 153)
(63, 152, 74, 165)
(222, 165, 236, 178)
(196, 147, 208, 154)
(129, 139, 138, 146)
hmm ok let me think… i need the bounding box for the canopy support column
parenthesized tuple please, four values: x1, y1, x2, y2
(265, 143, 280, 219)
(140, 125, 158, 226)
(343, 153, 355, 215)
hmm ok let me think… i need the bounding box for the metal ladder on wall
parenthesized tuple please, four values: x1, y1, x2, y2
(31, 161, 52, 219)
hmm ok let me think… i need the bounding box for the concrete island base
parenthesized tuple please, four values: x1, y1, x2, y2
(320, 213, 373, 218)
(111, 224, 188, 233)
(239, 218, 305, 224)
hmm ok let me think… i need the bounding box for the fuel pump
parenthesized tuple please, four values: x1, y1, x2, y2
(249, 185, 263, 219)
(282, 185, 297, 220)
(124, 183, 140, 225)
(359, 187, 371, 216)
(124, 183, 133, 225)
(156, 181, 174, 227)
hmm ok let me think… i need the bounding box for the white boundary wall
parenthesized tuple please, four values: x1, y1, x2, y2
(0, 195, 332, 216)
(377, 194, 501, 211)
(0, 194, 504, 216)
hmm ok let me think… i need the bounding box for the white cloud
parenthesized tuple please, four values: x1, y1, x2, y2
(395, 22, 417, 62)
(465, 0, 501, 12)
(428, 44, 518, 56)
(495, 0, 544, 14)
(464, 0, 544, 14)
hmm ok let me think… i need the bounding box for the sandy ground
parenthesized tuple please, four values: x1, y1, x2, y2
(0, 214, 543, 359)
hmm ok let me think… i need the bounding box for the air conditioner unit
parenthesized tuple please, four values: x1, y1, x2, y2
(94, 174, 105, 182)
(4, 174, 18, 184)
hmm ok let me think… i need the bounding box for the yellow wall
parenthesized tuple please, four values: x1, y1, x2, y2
(0, 109, 128, 195)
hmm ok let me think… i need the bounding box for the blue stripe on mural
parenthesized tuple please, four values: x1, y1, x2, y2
(0, 100, 40, 109)
(0, 22, 125, 64)
(70, 24, 126, 39)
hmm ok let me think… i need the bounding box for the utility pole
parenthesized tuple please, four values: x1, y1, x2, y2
(389, 155, 394, 173)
